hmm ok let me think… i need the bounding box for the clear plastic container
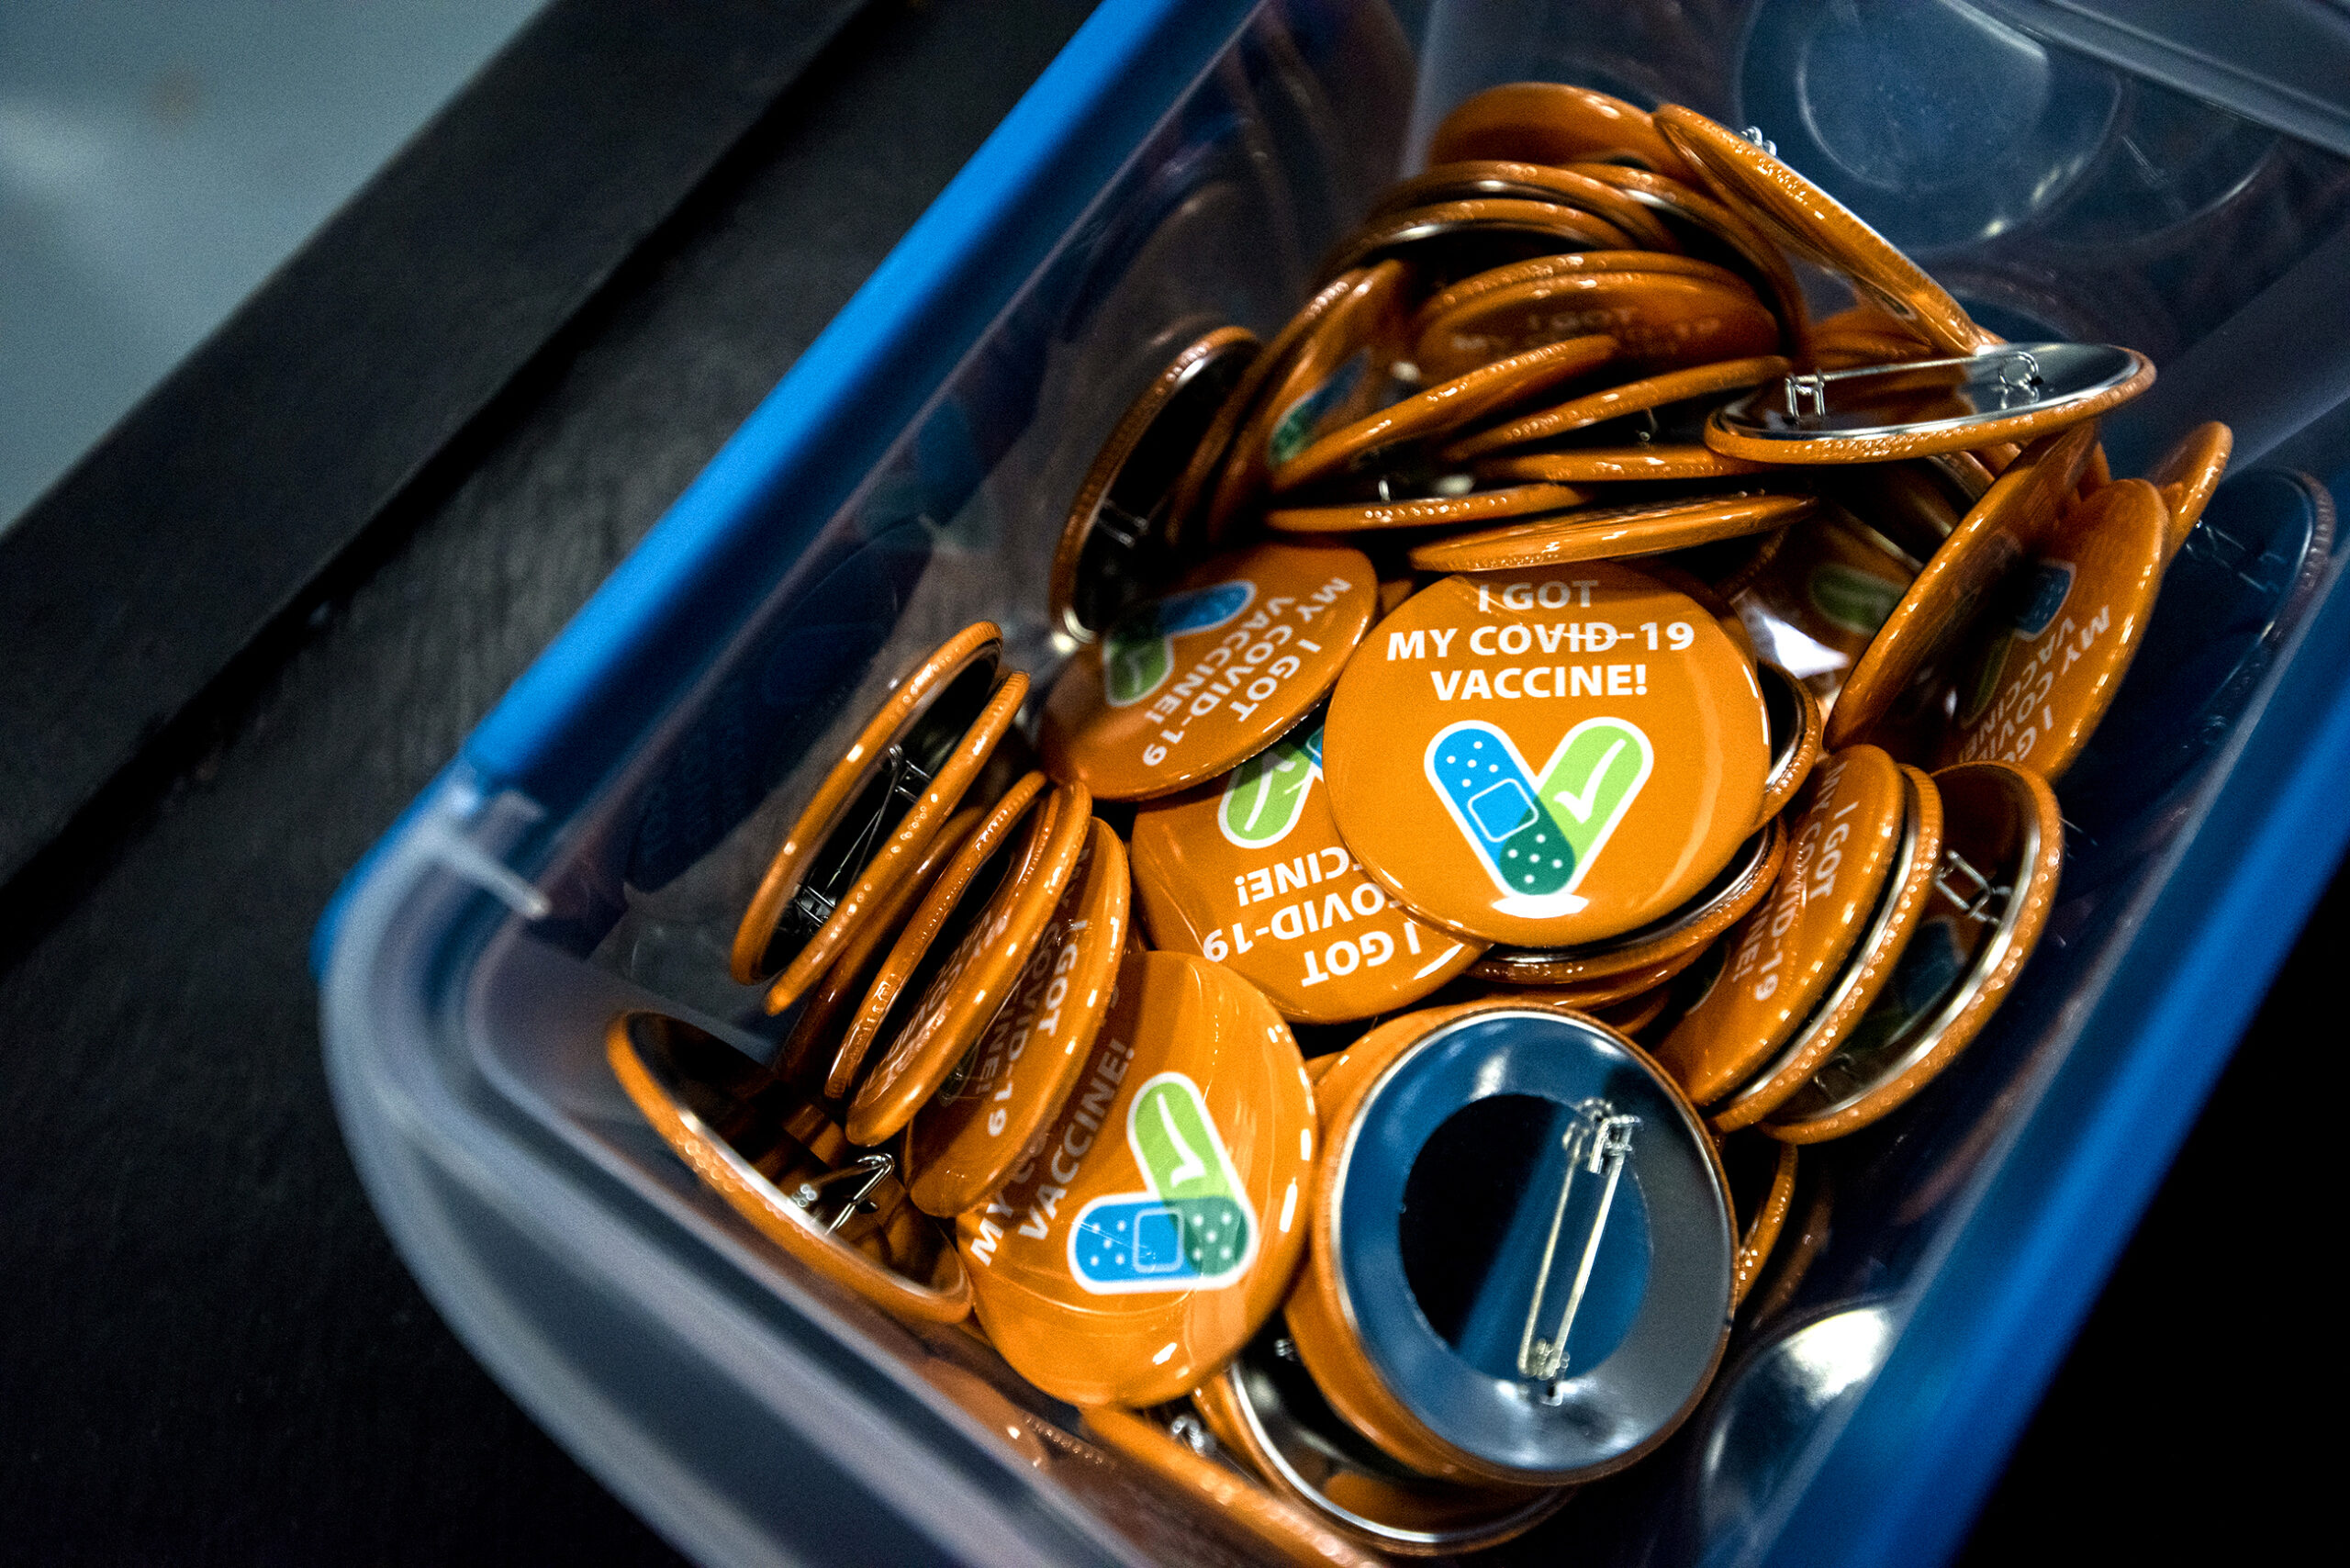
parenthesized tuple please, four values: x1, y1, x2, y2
(319, 3, 2350, 1563)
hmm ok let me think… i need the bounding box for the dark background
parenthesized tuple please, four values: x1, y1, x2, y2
(0, 1, 2327, 1561)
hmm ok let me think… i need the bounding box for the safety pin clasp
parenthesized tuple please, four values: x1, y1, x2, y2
(1933, 848, 2009, 924)
(1779, 347, 2049, 422)
(1517, 1099, 1640, 1402)
(791, 1152, 897, 1234)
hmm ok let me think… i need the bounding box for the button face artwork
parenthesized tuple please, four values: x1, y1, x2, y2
(589, 83, 2243, 1561)
(1326, 564, 1770, 947)
(1130, 718, 1485, 1023)
(1932, 478, 2170, 779)
(1041, 541, 1376, 800)
(957, 949, 1315, 1409)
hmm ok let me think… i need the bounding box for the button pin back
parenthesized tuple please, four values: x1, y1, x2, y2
(1130, 715, 1485, 1024)
(606, 1011, 970, 1323)
(733, 621, 1028, 1014)
(1050, 328, 1263, 645)
(1286, 1001, 1735, 1484)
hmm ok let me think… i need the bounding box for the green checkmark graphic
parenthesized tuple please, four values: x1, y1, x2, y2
(1216, 724, 1323, 848)
(1067, 1072, 1258, 1295)
(1425, 718, 1653, 916)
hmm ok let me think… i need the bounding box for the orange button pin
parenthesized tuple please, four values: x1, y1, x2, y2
(820, 772, 1056, 1100)
(1429, 83, 1699, 184)
(733, 621, 1027, 1011)
(607, 1012, 970, 1324)
(1325, 562, 1772, 948)
(1464, 816, 1785, 989)
(769, 801, 985, 1096)
(1442, 353, 1793, 463)
(1268, 480, 1592, 538)
(1762, 760, 2062, 1143)
(1050, 328, 1262, 644)
(1559, 162, 1810, 353)
(1934, 478, 2172, 780)
(1271, 335, 1618, 496)
(2146, 422, 2233, 561)
(1828, 420, 2099, 751)
(1201, 262, 1416, 544)
(904, 818, 1132, 1218)
(1040, 541, 1376, 801)
(1373, 159, 1687, 252)
(1410, 268, 1779, 386)
(1406, 492, 1815, 576)
(1320, 198, 1637, 286)
(1651, 105, 1993, 357)
(958, 948, 1316, 1409)
(845, 779, 1094, 1149)
(1654, 745, 1911, 1104)
(1711, 764, 1946, 1133)
(1190, 1323, 1571, 1558)
(1129, 717, 1485, 1024)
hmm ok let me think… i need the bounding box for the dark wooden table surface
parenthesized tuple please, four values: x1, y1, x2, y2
(0, 1, 2327, 1561)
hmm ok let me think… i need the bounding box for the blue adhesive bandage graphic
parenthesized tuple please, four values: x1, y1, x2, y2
(1424, 717, 1653, 918)
(1068, 1072, 1258, 1294)
(1102, 580, 1254, 706)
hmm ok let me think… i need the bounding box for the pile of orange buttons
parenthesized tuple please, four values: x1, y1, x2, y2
(605, 87, 2232, 1564)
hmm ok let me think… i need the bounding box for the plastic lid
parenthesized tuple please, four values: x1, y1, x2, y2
(1040, 541, 1375, 800)
(959, 949, 1315, 1408)
(1129, 719, 1486, 1025)
(1286, 1003, 1734, 1484)
(1326, 562, 1772, 947)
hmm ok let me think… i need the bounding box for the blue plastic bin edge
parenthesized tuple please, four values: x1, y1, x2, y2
(457, 0, 1258, 813)
(1777, 505, 2350, 1568)
(315, 0, 1260, 965)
